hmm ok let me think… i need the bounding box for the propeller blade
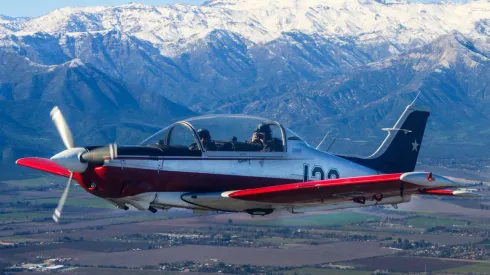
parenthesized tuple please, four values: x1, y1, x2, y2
(52, 172, 73, 223)
(50, 106, 74, 149)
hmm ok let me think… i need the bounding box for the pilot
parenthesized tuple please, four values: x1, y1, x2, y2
(190, 128, 217, 151)
(249, 123, 283, 152)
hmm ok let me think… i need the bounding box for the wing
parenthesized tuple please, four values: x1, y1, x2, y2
(182, 172, 458, 213)
(227, 172, 457, 204)
(16, 157, 72, 178)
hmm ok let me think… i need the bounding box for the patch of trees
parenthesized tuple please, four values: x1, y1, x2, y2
(391, 238, 433, 250)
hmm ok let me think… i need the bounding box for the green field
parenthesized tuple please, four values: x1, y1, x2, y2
(0, 211, 49, 220)
(440, 262, 490, 274)
(284, 267, 370, 275)
(405, 216, 468, 228)
(65, 267, 180, 275)
(0, 235, 51, 243)
(255, 236, 308, 246)
(3, 176, 61, 188)
(95, 214, 170, 227)
(29, 197, 113, 209)
(245, 212, 380, 227)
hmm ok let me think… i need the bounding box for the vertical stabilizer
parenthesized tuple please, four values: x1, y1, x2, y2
(338, 100, 430, 173)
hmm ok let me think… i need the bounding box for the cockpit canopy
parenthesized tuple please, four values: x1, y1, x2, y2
(141, 115, 303, 155)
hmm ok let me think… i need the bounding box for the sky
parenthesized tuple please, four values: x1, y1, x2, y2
(0, 0, 206, 17)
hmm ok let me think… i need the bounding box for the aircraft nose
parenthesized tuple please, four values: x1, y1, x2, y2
(51, 148, 89, 173)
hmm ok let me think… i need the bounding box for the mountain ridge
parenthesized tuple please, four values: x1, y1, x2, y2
(1, 0, 488, 56)
(0, 1, 489, 172)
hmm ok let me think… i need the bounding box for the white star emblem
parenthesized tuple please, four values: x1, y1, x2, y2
(411, 139, 419, 152)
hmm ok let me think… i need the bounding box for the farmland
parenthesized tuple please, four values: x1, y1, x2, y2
(0, 173, 489, 274)
(244, 212, 380, 227)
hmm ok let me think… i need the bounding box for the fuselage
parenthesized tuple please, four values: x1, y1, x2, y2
(78, 140, 378, 200)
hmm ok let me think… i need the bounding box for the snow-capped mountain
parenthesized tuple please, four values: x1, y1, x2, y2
(0, 15, 13, 36)
(0, 0, 489, 167)
(1, 0, 489, 56)
(0, 14, 28, 37)
(0, 15, 13, 24)
(209, 31, 490, 125)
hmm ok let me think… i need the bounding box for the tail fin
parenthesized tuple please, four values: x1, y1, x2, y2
(338, 103, 430, 173)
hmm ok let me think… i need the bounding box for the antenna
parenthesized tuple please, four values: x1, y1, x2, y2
(325, 137, 367, 152)
(315, 131, 330, 150)
(409, 91, 421, 107)
(326, 137, 337, 152)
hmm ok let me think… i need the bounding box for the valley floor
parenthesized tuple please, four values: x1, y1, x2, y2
(0, 170, 489, 275)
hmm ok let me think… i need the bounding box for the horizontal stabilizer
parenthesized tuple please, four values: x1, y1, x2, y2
(419, 188, 482, 198)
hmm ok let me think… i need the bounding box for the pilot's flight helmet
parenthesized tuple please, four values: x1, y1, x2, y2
(256, 123, 271, 134)
(197, 128, 211, 139)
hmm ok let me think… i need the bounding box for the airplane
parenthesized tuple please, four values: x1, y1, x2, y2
(16, 100, 479, 222)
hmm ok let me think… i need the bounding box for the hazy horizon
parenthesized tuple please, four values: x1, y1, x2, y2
(0, 0, 206, 18)
(0, 0, 469, 18)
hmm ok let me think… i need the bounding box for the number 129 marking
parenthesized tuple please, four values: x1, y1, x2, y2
(303, 164, 339, 182)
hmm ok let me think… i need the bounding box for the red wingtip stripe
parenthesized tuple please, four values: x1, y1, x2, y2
(16, 157, 71, 178)
(420, 189, 454, 196)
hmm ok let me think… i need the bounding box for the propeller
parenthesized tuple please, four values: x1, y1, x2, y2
(48, 106, 117, 223)
(49, 106, 78, 223)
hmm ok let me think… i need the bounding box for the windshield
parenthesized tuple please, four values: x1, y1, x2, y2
(141, 115, 303, 153)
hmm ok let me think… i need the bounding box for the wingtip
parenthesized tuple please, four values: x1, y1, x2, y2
(16, 157, 39, 167)
(15, 157, 30, 166)
(14, 157, 72, 178)
(401, 172, 457, 188)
